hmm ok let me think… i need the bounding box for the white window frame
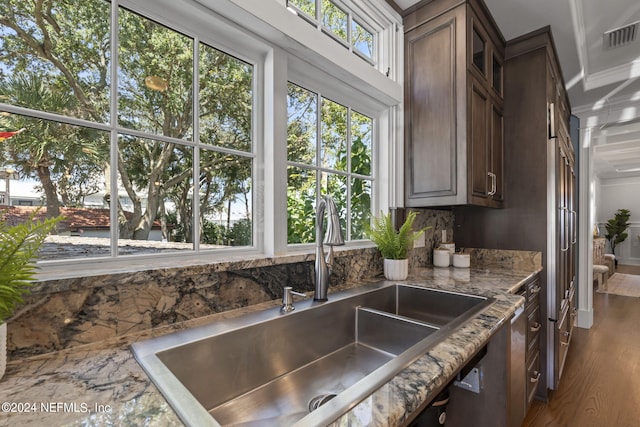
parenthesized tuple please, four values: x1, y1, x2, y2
(2, 0, 403, 276)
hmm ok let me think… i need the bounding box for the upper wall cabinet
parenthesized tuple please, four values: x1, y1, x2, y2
(404, 0, 505, 208)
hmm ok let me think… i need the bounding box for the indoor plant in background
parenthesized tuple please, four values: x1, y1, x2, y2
(366, 210, 430, 280)
(605, 208, 631, 261)
(0, 210, 61, 380)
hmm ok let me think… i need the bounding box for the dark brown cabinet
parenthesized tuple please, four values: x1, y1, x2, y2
(524, 274, 542, 409)
(454, 26, 576, 399)
(404, 0, 505, 208)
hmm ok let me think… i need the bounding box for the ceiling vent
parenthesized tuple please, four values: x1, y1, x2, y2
(604, 21, 639, 50)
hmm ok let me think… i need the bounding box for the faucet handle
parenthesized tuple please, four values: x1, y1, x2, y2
(281, 286, 306, 313)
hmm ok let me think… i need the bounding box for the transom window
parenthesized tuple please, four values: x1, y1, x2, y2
(287, 0, 375, 63)
(287, 82, 373, 244)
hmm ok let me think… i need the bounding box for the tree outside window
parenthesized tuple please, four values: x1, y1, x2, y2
(0, 0, 254, 260)
(287, 83, 372, 244)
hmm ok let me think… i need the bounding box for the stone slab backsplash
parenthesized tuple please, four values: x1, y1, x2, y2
(7, 209, 454, 360)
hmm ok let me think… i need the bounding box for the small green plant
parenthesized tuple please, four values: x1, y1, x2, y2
(366, 211, 431, 260)
(0, 211, 62, 321)
(605, 208, 631, 256)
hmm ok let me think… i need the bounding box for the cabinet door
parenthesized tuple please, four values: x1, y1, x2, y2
(469, 77, 490, 203)
(404, 6, 466, 206)
(490, 101, 504, 203)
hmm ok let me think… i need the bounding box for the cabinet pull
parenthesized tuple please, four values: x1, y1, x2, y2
(529, 285, 541, 297)
(571, 210, 577, 244)
(487, 172, 497, 196)
(559, 207, 569, 252)
(530, 371, 541, 383)
(530, 322, 541, 332)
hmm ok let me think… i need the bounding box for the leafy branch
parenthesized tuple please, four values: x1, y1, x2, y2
(0, 211, 63, 321)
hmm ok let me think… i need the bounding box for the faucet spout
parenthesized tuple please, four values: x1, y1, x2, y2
(314, 196, 345, 301)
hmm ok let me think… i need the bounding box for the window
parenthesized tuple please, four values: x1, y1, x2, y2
(0, 0, 401, 270)
(1, 0, 255, 260)
(287, 83, 373, 244)
(288, 0, 376, 63)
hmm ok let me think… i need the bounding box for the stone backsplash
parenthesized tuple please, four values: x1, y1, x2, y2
(7, 209, 453, 360)
(463, 247, 542, 270)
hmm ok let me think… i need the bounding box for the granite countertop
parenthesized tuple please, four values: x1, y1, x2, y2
(1, 265, 541, 427)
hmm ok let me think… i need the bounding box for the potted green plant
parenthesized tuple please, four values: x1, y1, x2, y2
(366, 210, 430, 280)
(0, 210, 61, 379)
(605, 208, 631, 259)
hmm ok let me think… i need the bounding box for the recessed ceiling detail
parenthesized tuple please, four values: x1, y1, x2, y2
(603, 21, 638, 50)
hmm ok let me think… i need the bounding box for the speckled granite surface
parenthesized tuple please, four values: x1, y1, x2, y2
(8, 208, 454, 360)
(0, 264, 541, 427)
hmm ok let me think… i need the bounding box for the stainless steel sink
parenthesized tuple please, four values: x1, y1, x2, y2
(131, 282, 494, 427)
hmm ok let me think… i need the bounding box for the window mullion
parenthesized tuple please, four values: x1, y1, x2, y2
(193, 38, 200, 252)
(110, 0, 119, 259)
(346, 107, 352, 241)
(316, 92, 322, 201)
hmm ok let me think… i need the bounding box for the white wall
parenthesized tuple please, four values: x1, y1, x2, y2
(597, 176, 640, 264)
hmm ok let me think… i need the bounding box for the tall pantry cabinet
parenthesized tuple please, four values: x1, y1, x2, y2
(454, 26, 577, 398)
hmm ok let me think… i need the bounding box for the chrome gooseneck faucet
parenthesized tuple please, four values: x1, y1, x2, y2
(314, 195, 345, 301)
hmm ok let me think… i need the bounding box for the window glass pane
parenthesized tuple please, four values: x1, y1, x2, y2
(351, 111, 372, 176)
(199, 43, 253, 152)
(200, 151, 253, 247)
(117, 134, 193, 255)
(0, 0, 111, 122)
(322, 0, 348, 42)
(288, 0, 316, 17)
(287, 83, 317, 165)
(350, 177, 371, 240)
(472, 27, 485, 73)
(118, 8, 193, 140)
(0, 111, 110, 260)
(322, 172, 347, 233)
(287, 166, 316, 244)
(352, 20, 373, 59)
(321, 98, 347, 171)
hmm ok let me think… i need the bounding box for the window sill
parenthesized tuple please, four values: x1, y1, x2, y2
(33, 242, 379, 290)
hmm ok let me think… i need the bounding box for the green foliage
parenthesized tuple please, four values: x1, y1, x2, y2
(1, 1, 254, 245)
(0, 212, 62, 321)
(605, 209, 631, 255)
(366, 211, 431, 260)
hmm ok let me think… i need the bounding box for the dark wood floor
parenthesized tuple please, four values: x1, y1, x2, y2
(523, 287, 640, 426)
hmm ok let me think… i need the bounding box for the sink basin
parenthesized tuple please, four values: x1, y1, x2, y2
(131, 282, 494, 427)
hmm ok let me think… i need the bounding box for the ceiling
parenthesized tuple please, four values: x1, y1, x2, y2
(393, 0, 640, 179)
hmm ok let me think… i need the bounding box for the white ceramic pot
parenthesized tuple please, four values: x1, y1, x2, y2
(384, 258, 409, 281)
(0, 322, 6, 380)
(453, 253, 471, 268)
(433, 248, 450, 268)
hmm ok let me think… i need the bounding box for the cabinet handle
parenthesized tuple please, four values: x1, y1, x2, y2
(487, 172, 497, 196)
(571, 210, 577, 244)
(559, 207, 569, 252)
(530, 285, 541, 296)
(530, 371, 541, 383)
(530, 322, 541, 332)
